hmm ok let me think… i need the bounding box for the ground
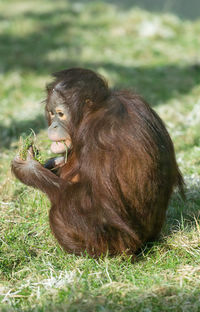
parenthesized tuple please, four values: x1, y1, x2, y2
(0, 1, 200, 311)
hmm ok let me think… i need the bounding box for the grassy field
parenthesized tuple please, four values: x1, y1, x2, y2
(0, 0, 200, 311)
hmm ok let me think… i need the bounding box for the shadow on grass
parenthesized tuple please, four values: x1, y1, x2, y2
(48, 288, 200, 312)
(1, 287, 199, 312)
(1, 23, 200, 105)
(75, 0, 200, 20)
(91, 62, 200, 105)
(0, 5, 200, 104)
(135, 179, 200, 261)
(167, 181, 200, 227)
(0, 8, 75, 73)
(0, 114, 46, 150)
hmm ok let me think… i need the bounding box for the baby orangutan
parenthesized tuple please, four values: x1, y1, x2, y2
(11, 68, 184, 257)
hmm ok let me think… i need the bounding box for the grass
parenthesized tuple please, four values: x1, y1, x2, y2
(0, 0, 200, 311)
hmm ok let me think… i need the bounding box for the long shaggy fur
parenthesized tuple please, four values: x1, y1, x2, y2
(47, 68, 184, 256)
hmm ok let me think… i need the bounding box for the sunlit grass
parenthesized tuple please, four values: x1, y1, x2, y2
(0, 0, 200, 311)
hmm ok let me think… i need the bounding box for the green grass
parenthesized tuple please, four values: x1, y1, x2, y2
(0, 0, 200, 311)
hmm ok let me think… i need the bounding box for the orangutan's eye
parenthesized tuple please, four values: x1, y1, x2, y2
(58, 112, 64, 117)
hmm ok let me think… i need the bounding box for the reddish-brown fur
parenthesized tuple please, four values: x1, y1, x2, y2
(12, 68, 184, 257)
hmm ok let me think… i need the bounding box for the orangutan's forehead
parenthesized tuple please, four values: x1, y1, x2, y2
(48, 91, 63, 109)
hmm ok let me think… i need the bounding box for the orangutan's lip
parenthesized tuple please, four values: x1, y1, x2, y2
(50, 141, 66, 154)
